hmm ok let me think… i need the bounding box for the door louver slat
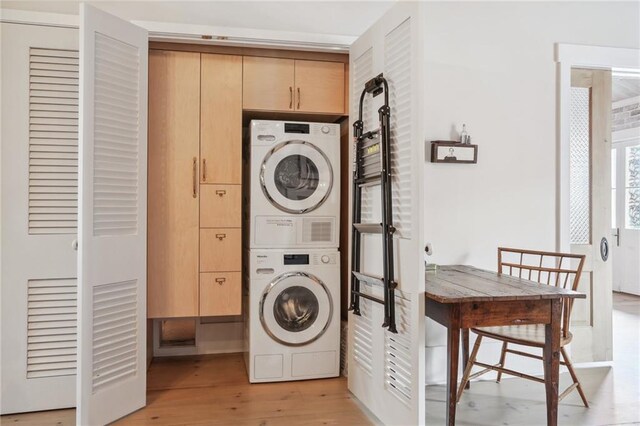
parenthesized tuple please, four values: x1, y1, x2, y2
(385, 291, 413, 404)
(92, 280, 138, 393)
(28, 48, 79, 235)
(92, 33, 140, 237)
(385, 19, 413, 239)
(27, 278, 77, 379)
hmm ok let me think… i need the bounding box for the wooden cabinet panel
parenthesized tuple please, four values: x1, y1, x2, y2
(294, 60, 345, 114)
(200, 228, 241, 272)
(201, 54, 242, 184)
(243, 56, 295, 111)
(148, 50, 200, 318)
(200, 184, 241, 228)
(200, 272, 241, 316)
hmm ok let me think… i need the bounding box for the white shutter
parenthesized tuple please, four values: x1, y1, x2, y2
(29, 48, 79, 234)
(27, 278, 78, 379)
(2, 23, 78, 415)
(385, 20, 413, 239)
(348, 3, 426, 425)
(77, 5, 148, 425)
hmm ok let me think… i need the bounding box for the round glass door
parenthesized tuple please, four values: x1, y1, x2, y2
(259, 272, 332, 346)
(260, 140, 333, 214)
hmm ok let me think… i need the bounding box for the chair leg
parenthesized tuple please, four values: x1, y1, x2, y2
(561, 347, 589, 408)
(496, 341, 508, 383)
(457, 335, 483, 402)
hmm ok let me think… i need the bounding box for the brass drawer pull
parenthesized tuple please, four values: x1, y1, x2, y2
(192, 157, 197, 198)
(215, 277, 226, 285)
(215, 233, 226, 241)
(202, 158, 207, 182)
(215, 189, 226, 197)
(289, 86, 293, 109)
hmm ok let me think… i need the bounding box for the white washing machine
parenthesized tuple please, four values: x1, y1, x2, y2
(244, 249, 340, 383)
(248, 120, 340, 249)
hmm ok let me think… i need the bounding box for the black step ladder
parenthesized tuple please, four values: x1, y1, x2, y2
(349, 73, 397, 333)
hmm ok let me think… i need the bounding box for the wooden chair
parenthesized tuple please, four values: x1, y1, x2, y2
(457, 247, 589, 407)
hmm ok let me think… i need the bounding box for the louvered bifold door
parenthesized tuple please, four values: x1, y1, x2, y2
(77, 5, 148, 425)
(1, 23, 79, 415)
(347, 3, 426, 425)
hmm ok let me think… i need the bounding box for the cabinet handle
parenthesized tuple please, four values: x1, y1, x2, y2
(215, 233, 226, 241)
(202, 158, 207, 182)
(215, 189, 226, 197)
(192, 157, 197, 198)
(215, 277, 226, 285)
(289, 86, 293, 109)
(297, 87, 301, 109)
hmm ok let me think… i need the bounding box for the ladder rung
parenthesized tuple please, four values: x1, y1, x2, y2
(353, 223, 395, 234)
(353, 271, 384, 286)
(356, 174, 381, 186)
(351, 290, 385, 305)
(353, 223, 382, 234)
(353, 271, 397, 289)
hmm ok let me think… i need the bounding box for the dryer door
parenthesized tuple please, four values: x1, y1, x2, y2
(260, 272, 332, 346)
(260, 140, 333, 213)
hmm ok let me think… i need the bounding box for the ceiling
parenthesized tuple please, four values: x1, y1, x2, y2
(1, 0, 395, 36)
(613, 75, 640, 103)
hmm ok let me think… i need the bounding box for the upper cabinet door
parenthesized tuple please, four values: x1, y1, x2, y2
(201, 54, 242, 183)
(243, 56, 295, 111)
(294, 60, 345, 114)
(77, 4, 148, 425)
(148, 50, 201, 318)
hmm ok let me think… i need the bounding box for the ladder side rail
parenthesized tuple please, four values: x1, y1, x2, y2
(349, 88, 368, 315)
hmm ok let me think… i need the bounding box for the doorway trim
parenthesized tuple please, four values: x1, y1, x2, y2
(555, 43, 640, 252)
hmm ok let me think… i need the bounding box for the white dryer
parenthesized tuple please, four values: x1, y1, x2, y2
(248, 120, 340, 249)
(244, 249, 340, 382)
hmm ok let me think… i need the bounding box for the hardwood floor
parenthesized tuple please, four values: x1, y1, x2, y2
(0, 353, 372, 426)
(4, 292, 637, 425)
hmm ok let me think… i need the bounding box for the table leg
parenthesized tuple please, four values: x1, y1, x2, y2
(544, 299, 562, 426)
(446, 305, 461, 426)
(462, 328, 470, 389)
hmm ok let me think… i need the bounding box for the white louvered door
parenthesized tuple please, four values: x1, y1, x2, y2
(77, 5, 148, 425)
(348, 3, 426, 425)
(1, 22, 79, 415)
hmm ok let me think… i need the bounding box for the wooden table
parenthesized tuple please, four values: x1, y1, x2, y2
(425, 265, 586, 426)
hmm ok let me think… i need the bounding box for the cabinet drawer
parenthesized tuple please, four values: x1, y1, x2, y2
(200, 228, 241, 272)
(200, 272, 241, 316)
(200, 185, 241, 228)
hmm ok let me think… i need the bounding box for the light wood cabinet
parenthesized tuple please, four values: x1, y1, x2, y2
(200, 229, 242, 272)
(200, 184, 241, 228)
(243, 57, 345, 114)
(200, 272, 241, 316)
(201, 54, 242, 184)
(243, 57, 295, 111)
(294, 60, 345, 113)
(148, 50, 201, 318)
(149, 49, 345, 319)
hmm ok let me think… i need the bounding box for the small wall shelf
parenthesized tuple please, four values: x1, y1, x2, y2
(430, 141, 478, 164)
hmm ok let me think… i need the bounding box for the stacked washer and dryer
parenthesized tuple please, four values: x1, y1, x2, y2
(244, 120, 341, 383)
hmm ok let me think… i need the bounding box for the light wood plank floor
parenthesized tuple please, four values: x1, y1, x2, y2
(3, 292, 638, 425)
(0, 354, 372, 426)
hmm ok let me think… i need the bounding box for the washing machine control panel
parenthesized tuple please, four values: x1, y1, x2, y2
(311, 253, 337, 265)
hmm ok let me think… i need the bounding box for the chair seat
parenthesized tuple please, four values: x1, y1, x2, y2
(472, 324, 573, 347)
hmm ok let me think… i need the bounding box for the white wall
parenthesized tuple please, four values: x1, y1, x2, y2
(421, 1, 640, 384)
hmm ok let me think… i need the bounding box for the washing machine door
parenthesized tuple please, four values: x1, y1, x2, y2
(260, 140, 333, 214)
(260, 271, 333, 346)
